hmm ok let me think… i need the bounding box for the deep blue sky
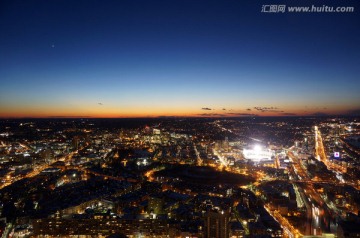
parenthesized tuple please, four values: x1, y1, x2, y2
(1, 0, 360, 117)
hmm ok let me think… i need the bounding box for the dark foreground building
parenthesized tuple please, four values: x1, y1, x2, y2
(33, 216, 181, 237)
(204, 210, 230, 238)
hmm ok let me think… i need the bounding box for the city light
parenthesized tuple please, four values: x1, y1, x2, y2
(0, 0, 359, 237)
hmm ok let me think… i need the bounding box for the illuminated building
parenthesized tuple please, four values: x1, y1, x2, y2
(33, 216, 178, 237)
(153, 129, 161, 135)
(204, 209, 230, 238)
(242, 145, 274, 162)
(147, 196, 164, 218)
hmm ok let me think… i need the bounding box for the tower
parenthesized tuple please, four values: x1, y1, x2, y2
(223, 137, 229, 152)
(72, 136, 79, 151)
(204, 210, 230, 238)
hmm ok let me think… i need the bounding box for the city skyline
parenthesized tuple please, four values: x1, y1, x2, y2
(1, 0, 360, 118)
(1, 116, 359, 237)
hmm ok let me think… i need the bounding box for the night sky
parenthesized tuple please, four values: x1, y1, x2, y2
(1, 0, 360, 118)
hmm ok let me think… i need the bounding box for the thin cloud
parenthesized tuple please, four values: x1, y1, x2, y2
(201, 107, 212, 110)
(198, 113, 226, 117)
(254, 107, 283, 113)
(227, 113, 258, 117)
(280, 113, 297, 116)
(49, 116, 92, 118)
(98, 103, 103, 105)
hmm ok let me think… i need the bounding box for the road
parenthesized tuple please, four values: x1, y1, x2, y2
(288, 150, 333, 235)
(315, 126, 346, 174)
(193, 143, 203, 166)
(0, 150, 78, 190)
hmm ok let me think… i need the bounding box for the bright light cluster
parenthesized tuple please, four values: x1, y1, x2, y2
(243, 145, 274, 161)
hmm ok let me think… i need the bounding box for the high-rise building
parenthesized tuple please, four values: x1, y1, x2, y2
(204, 209, 230, 238)
(147, 196, 164, 218)
(72, 136, 79, 150)
(223, 137, 229, 152)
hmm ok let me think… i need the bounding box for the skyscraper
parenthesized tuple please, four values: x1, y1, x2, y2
(204, 209, 230, 238)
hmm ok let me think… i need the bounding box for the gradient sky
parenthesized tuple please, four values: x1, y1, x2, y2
(1, 0, 360, 118)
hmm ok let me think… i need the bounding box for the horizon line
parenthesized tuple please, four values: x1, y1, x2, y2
(0, 115, 359, 120)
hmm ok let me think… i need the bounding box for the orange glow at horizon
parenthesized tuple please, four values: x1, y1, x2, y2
(0, 104, 356, 118)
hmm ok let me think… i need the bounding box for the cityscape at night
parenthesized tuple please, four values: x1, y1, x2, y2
(0, 117, 360, 237)
(1, 0, 360, 237)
